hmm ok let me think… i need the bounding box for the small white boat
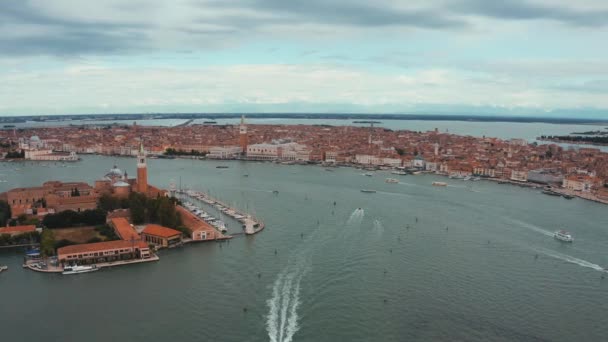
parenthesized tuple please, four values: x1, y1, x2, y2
(432, 181, 448, 186)
(62, 264, 99, 275)
(0, 265, 7, 273)
(554, 230, 573, 242)
(391, 170, 407, 175)
(463, 176, 472, 181)
(385, 178, 399, 183)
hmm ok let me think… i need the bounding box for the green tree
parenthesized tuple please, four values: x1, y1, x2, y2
(40, 229, 56, 257)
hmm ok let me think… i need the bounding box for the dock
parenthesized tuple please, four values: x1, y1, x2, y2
(178, 189, 265, 235)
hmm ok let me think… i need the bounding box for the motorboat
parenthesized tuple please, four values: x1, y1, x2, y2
(554, 230, 573, 242)
(432, 181, 448, 186)
(391, 170, 408, 175)
(385, 178, 399, 183)
(62, 264, 99, 275)
(360, 189, 377, 193)
(364, 173, 374, 177)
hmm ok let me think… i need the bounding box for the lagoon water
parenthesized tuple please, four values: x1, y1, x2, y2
(1, 156, 608, 341)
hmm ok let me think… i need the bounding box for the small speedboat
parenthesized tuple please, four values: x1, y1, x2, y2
(554, 230, 573, 242)
(360, 189, 377, 193)
(385, 178, 399, 183)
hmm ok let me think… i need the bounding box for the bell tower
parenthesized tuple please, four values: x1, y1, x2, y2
(239, 115, 248, 154)
(137, 139, 148, 194)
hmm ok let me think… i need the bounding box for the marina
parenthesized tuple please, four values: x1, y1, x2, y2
(177, 189, 264, 235)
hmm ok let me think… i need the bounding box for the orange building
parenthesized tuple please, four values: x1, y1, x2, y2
(57, 240, 151, 265)
(141, 224, 182, 248)
(0, 225, 37, 236)
(176, 205, 219, 241)
(110, 217, 140, 241)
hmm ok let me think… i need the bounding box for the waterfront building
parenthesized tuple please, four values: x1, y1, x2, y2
(57, 240, 151, 265)
(208, 146, 242, 159)
(175, 206, 218, 241)
(527, 169, 564, 185)
(141, 224, 182, 248)
(247, 143, 279, 160)
(136, 141, 148, 194)
(510, 170, 528, 182)
(562, 175, 597, 192)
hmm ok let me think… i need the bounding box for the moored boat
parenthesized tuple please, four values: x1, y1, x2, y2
(554, 230, 573, 242)
(62, 264, 99, 275)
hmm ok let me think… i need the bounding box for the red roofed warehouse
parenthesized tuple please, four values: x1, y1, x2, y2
(0, 225, 37, 236)
(141, 224, 182, 248)
(57, 240, 151, 265)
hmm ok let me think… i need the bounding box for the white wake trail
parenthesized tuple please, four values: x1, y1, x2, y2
(347, 208, 365, 226)
(510, 218, 554, 237)
(536, 247, 604, 272)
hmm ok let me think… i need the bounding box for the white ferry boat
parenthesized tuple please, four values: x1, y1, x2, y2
(62, 264, 99, 275)
(385, 178, 399, 183)
(554, 230, 573, 242)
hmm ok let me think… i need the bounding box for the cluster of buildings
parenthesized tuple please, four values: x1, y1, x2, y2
(1, 118, 607, 202)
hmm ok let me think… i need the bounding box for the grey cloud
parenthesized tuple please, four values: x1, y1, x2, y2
(452, 0, 608, 27)
(1, 0, 608, 57)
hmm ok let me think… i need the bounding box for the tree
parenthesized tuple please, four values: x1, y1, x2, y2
(40, 229, 56, 257)
(0, 200, 11, 226)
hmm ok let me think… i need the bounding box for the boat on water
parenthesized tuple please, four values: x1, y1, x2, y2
(432, 181, 448, 186)
(385, 178, 399, 183)
(563, 194, 575, 200)
(360, 189, 377, 193)
(542, 189, 562, 197)
(364, 173, 374, 177)
(554, 230, 573, 242)
(0, 265, 7, 273)
(391, 170, 408, 175)
(62, 264, 99, 275)
(463, 176, 472, 181)
(216, 165, 229, 169)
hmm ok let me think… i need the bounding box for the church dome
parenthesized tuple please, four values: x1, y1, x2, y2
(113, 181, 130, 187)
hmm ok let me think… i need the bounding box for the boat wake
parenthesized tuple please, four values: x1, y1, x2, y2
(266, 265, 307, 342)
(509, 219, 554, 237)
(372, 219, 384, 237)
(536, 247, 604, 272)
(347, 208, 365, 226)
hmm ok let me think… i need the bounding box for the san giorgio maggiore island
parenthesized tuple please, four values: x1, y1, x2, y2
(0, 139, 263, 274)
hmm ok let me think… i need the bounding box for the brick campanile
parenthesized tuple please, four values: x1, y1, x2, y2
(239, 115, 248, 154)
(137, 140, 148, 194)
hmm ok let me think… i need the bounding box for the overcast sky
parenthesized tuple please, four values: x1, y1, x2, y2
(1, 0, 608, 116)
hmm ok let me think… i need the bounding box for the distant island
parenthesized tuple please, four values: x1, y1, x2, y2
(1, 113, 608, 125)
(540, 135, 608, 146)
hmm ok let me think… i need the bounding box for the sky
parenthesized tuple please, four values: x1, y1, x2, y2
(1, 0, 608, 117)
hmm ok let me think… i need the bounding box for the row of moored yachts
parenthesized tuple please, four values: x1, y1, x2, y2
(182, 200, 228, 233)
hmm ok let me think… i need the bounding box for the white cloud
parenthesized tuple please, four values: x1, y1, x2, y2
(1, 63, 607, 114)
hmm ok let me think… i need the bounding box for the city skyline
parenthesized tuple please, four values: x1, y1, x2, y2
(1, 1, 608, 116)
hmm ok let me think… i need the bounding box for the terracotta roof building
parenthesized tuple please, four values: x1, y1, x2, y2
(0, 225, 37, 236)
(110, 217, 140, 241)
(141, 224, 182, 248)
(57, 240, 151, 264)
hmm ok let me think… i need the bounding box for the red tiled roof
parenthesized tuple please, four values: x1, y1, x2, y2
(0, 225, 36, 234)
(142, 224, 181, 238)
(58, 240, 148, 255)
(110, 217, 140, 241)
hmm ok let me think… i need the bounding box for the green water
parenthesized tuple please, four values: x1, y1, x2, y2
(1, 156, 607, 341)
